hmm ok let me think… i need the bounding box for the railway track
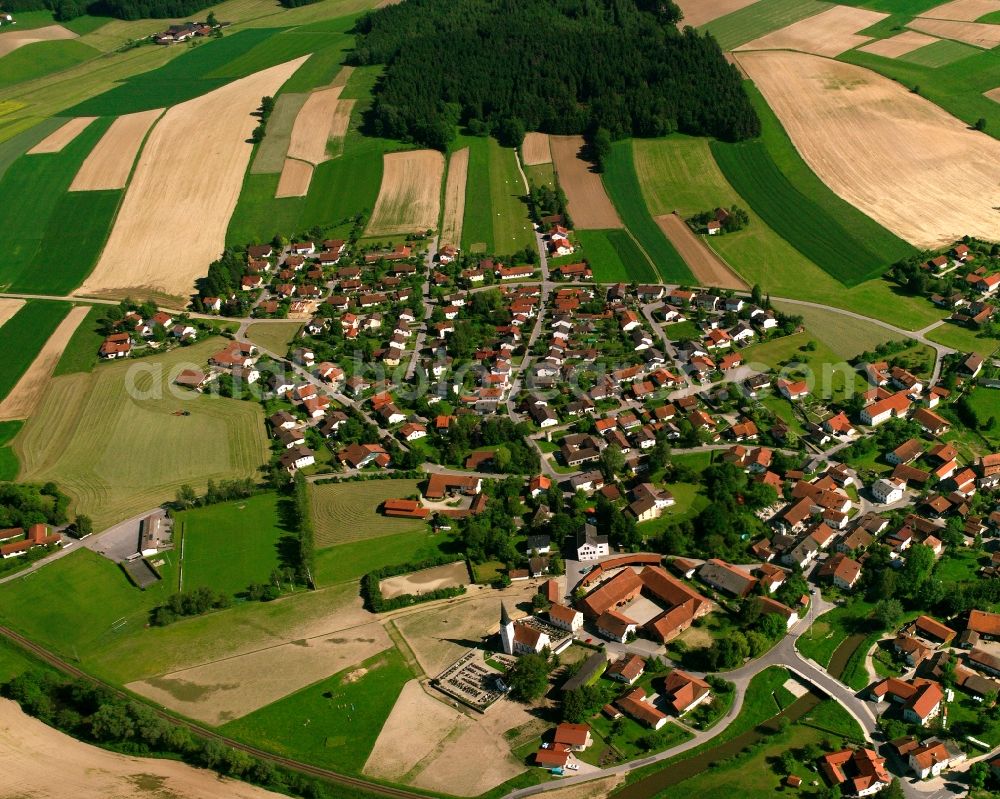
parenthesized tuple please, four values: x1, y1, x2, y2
(0, 625, 432, 799)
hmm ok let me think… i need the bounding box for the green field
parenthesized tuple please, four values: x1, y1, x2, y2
(572, 229, 655, 283)
(313, 527, 455, 586)
(221, 648, 411, 771)
(523, 161, 556, 188)
(177, 493, 291, 596)
(0, 420, 22, 481)
(632, 136, 942, 328)
(700, 0, 832, 50)
(15, 338, 268, 530)
(899, 38, 980, 68)
(52, 304, 106, 376)
(245, 320, 303, 355)
(0, 39, 101, 88)
(310, 478, 426, 548)
(770, 301, 899, 359)
(964, 387, 1000, 429)
(711, 87, 913, 286)
(602, 141, 691, 282)
(925, 321, 1000, 357)
(0, 117, 64, 181)
(0, 118, 122, 294)
(0, 300, 71, 403)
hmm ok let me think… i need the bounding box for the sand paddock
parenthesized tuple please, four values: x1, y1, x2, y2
(27, 117, 97, 154)
(380, 561, 470, 600)
(275, 157, 314, 197)
(737, 50, 1000, 248)
(0, 699, 283, 799)
(736, 5, 886, 57)
(366, 149, 445, 236)
(439, 146, 469, 248)
(0, 23, 76, 57)
(286, 85, 344, 165)
(919, 0, 1000, 20)
(549, 135, 622, 230)
(129, 618, 392, 725)
(0, 298, 24, 329)
(655, 213, 747, 290)
(675, 0, 759, 28)
(77, 57, 308, 301)
(0, 305, 89, 422)
(70, 109, 163, 191)
(908, 16, 1000, 47)
(521, 132, 552, 166)
(857, 30, 939, 58)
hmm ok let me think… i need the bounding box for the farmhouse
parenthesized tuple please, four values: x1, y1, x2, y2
(606, 654, 645, 685)
(279, 445, 315, 473)
(870, 677, 943, 726)
(337, 443, 390, 469)
(860, 391, 911, 427)
(616, 687, 667, 729)
(662, 670, 711, 716)
(818, 748, 890, 797)
(0, 524, 60, 559)
(424, 473, 481, 499)
(138, 514, 170, 557)
(698, 559, 755, 597)
(100, 332, 133, 359)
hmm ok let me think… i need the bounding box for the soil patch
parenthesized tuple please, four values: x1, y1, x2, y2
(655, 213, 747, 289)
(0, 298, 25, 329)
(366, 149, 445, 236)
(275, 157, 313, 197)
(0, 305, 89, 422)
(0, 23, 76, 58)
(521, 132, 552, 166)
(908, 16, 1000, 47)
(28, 117, 97, 154)
(549, 135, 623, 230)
(439, 146, 469, 248)
(70, 109, 163, 191)
(919, 0, 1000, 20)
(379, 561, 470, 600)
(736, 5, 887, 57)
(77, 57, 308, 302)
(736, 49, 1000, 248)
(858, 30, 939, 57)
(0, 698, 282, 798)
(674, 0, 759, 28)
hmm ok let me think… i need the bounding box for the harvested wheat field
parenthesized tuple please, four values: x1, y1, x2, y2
(0, 298, 24, 329)
(275, 157, 313, 197)
(380, 561, 470, 600)
(0, 305, 89, 422)
(736, 5, 886, 57)
(674, 0, 759, 28)
(129, 620, 392, 725)
(439, 146, 468, 247)
(70, 109, 163, 191)
(27, 116, 97, 154)
(0, 23, 77, 57)
(286, 86, 344, 164)
(858, 30, 939, 57)
(77, 57, 308, 301)
(366, 149, 445, 236)
(908, 16, 1000, 47)
(549, 135, 622, 230)
(0, 699, 283, 799)
(655, 213, 747, 290)
(521, 132, 552, 166)
(919, 0, 1000, 20)
(737, 50, 1000, 248)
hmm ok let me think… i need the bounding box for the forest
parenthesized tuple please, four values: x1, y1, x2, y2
(351, 0, 760, 150)
(4, 0, 213, 20)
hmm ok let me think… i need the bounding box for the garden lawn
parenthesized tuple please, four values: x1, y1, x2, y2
(664, 320, 701, 342)
(220, 648, 411, 770)
(52, 304, 106, 376)
(0, 420, 22, 480)
(312, 528, 455, 586)
(602, 141, 691, 282)
(245, 321, 303, 356)
(176, 493, 291, 597)
(963, 387, 1000, 430)
(0, 118, 121, 294)
(925, 321, 999, 357)
(0, 39, 100, 87)
(0, 301, 71, 402)
(631, 136, 942, 329)
(701, 0, 832, 50)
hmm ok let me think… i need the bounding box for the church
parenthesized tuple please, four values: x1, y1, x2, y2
(499, 602, 550, 656)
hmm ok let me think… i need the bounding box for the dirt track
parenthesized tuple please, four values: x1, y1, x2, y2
(0, 23, 76, 57)
(77, 57, 308, 301)
(70, 109, 163, 191)
(521, 132, 551, 166)
(736, 5, 886, 57)
(0, 305, 89, 422)
(858, 30, 939, 58)
(549, 135, 622, 230)
(655, 213, 747, 290)
(275, 157, 313, 197)
(908, 16, 1000, 47)
(0, 698, 283, 799)
(439, 147, 469, 247)
(737, 50, 1000, 248)
(366, 150, 445, 236)
(674, 0, 758, 27)
(28, 117, 96, 154)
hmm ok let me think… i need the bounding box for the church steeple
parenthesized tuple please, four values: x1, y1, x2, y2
(500, 601, 512, 627)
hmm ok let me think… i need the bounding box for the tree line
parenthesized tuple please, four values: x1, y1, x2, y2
(4, 0, 217, 20)
(350, 0, 760, 151)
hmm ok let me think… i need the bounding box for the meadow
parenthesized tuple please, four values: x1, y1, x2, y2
(0, 39, 100, 88)
(0, 301, 71, 403)
(573, 229, 655, 283)
(602, 141, 691, 282)
(770, 301, 900, 359)
(177, 492, 292, 597)
(700, 0, 832, 50)
(899, 38, 980, 67)
(220, 648, 411, 771)
(0, 420, 22, 480)
(14, 338, 269, 530)
(0, 118, 122, 294)
(52, 304, 107, 376)
(310, 478, 426, 547)
(0, 117, 63, 180)
(245, 321, 303, 356)
(313, 527, 455, 586)
(925, 321, 1000, 356)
